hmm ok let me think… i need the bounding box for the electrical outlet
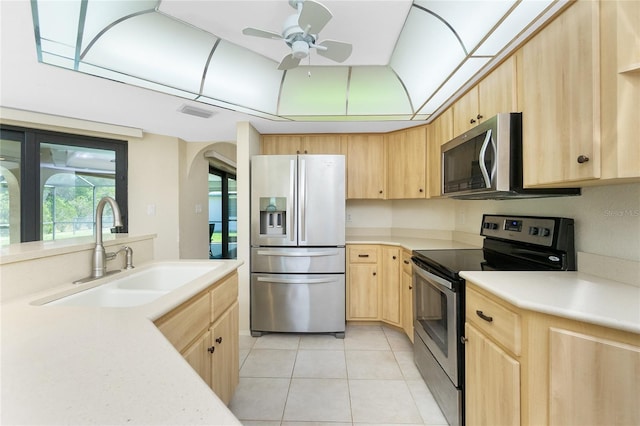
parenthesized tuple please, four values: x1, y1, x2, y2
(346, 213, 352, 223)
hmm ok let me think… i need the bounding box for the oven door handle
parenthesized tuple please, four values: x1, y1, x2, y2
(412, 264, 454, 291)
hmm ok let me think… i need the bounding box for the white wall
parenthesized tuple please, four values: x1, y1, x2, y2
(453, 183, 640, 262)
(236, 122, 261, 334)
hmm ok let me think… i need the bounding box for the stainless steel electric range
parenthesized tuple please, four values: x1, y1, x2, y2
(411, 214, 576, 426)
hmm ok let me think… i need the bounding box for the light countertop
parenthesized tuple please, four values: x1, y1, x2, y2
(461, 270, 640, 334)
(346, 235, 479, 251)
(1, 259, 243, 425)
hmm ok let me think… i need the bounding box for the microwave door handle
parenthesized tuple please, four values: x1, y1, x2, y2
(489, 129, 497, 181)
(478, 129, 493, 188)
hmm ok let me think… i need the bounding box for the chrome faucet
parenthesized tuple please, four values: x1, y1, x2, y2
(91, 196, 123, 278)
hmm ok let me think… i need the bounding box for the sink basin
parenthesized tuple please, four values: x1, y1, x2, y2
(43, 262, 223, 308)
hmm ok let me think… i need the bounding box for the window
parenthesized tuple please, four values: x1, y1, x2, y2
(208, 166, 236, 259)
(0, 126, 127, 245)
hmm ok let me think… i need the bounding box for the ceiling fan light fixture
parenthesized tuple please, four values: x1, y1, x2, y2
(291, 40, 310, 59)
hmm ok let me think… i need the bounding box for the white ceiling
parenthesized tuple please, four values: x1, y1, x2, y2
(0, 1, 564, 143)
(159, 0, 411, 67)
(0, 0, 422, 142)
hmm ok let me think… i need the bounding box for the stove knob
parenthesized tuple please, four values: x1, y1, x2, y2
(541, 228, 551, 237)
(491, 223, 498, 230)
(529, 227, 539, 236)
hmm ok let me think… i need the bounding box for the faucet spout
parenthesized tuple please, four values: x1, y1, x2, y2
(92, 196, 123, 278)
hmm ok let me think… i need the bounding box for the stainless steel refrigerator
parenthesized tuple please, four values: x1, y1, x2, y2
(250, 154, 345, 338)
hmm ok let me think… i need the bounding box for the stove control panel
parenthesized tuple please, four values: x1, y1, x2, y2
(481, 215, 558, 246)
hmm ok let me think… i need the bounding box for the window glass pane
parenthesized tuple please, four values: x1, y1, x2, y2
(208, 172, 222, 259)
(0, 137, 22, 246)
(228, 176, 237, 259)
(40, 143, 116, 241)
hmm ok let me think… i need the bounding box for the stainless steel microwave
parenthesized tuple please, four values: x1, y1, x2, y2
(441, 113, 580, 199)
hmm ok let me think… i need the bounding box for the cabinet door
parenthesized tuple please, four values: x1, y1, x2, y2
(478, 56, 517, 121)
(346, 134, 386, 199)
(211, 302, 239, 405)
(302, 134, 344, 154)
(426, 109, 453, 197)
(261, 135, 303, 155)
(519, 0, 600, 186)
(380, 246, 401, 325)
(548, 328, 640, 426)
(401, 249, 413, 339)
(348, 263, 379, 319)
(452, 86, 479, 136)
(465, 323, 520, 426)
(183, 331, 212, 388)
(387, 126, 427, 199)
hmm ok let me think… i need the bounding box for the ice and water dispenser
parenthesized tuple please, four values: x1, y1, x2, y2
(259, 197, 287, 236)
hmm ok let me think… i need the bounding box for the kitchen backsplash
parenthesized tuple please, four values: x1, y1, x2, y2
(346, 182, 640, 263)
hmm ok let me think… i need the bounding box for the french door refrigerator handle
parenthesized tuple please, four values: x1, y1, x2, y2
(299, 158, 306, 242)
(256, 250, 341, 257)
(256, 276, 336, 284)
(289, 158, 296, 242)
(478, 129, 493, 188)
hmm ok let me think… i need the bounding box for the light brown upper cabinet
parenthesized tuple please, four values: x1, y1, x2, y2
(346, 134, 386, 199)
(261, 134, 343, 155)
(261, 134, 303, 155)
(519, 0, 640, 187)
(452, 56, 518, 138)
(519, 0, 601, 186)
(386, 126, 427, 199)
(426, 109, 453, 198)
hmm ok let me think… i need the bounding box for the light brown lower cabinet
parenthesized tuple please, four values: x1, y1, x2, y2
(465, 281, 640, 426)
(155, 272, 239, 405)
(347, 244, 413, 340)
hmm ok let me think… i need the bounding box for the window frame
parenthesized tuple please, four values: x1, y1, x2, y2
(1, 125, 128, 243)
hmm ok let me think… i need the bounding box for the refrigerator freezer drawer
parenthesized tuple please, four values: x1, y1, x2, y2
(251, 273, 345, 334)
(251, 247, 345, 273)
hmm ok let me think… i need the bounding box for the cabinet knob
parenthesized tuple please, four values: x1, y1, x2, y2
(419, 188, 423, 193)
(379, 190, 383, 194)
(207, 346, 215, 353)
(470, 118, 476, 124)
(460, 336, 468, 344)
(409, 286, 412, 290)
(476, 114, 483, 120)
(577, 155, 590, 164)
(372, 272, 377, 276)
(392, 256, 397, 260)
(404, 260, 410, 265)
(215, 337, 223, 344)
(296, 150, 300, 154)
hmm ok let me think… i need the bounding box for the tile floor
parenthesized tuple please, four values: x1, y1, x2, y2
(229, 324, 448, 425)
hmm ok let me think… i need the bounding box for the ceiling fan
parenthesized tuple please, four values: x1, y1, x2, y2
(242, 0, 353, 70)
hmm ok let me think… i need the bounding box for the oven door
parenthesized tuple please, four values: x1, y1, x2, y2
(413, 265, 459, 386)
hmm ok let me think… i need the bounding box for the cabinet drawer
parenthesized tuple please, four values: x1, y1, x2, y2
(155, 292, 210, 352)
(466, 287, 521, 355)
(211, 272, 238, 322)
(402, 250, 412, 275)
(349, 246, 378, 263)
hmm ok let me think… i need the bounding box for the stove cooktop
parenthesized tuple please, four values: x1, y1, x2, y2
(412, 249, 486, 281)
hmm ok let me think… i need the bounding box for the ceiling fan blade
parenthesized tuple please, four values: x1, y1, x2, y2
(278, 54, 301, 70)
(298, 0, 332, 34)
(242, 27, 283, 40)
(316, 40, 353, 63)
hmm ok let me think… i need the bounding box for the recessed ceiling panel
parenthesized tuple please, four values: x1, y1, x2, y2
(81, 13, 217, 93)
(81, 1, 157, 53)
(281, 115, 417, 122)
(202, 41, 282, 115)
(474, 0, 554, 56)
(390, 6, 466, 109)
(35, 0, 82, 58)
(414, 0, 516, 54)
(279, 67, 349, 116)
(417, 57, 491, 115)
(347, 67, 413, 115)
